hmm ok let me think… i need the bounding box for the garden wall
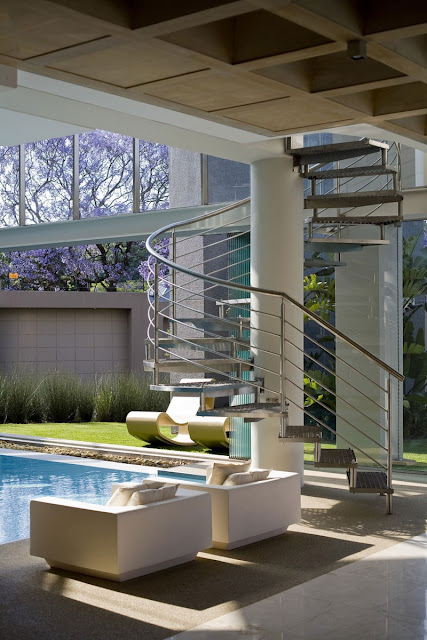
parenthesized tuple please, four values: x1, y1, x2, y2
(0, 291, 148, 381)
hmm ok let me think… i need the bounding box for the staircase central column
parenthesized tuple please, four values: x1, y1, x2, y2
(250, 155, 305, 482)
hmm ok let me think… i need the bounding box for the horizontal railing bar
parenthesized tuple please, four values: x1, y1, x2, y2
(156, 341, 251, 368)
(158, 306, 281, 343)
(156, 311, 281, 359)
(154, 348, 279, 397)
(176, 230, 250, 264)
(293, 400, 387, 470)
(286, 354, 388, 433)
(286, 336, 388, 412)
(155, 327, 253, 356)
(172, 211, 251, 247)
(286, 319, 389, 393)
(286, 376, 388, 450)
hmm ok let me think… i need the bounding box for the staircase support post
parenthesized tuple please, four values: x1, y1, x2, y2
(250, 155, 304, 483)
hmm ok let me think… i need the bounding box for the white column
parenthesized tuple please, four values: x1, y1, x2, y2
(250, 156, 305, 482)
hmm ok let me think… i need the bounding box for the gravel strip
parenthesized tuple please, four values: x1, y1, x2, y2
(0, 440, 188, 468)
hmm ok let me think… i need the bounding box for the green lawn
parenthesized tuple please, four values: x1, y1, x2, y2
(1, 424, 426, 469)
(0, 422, 210, 453)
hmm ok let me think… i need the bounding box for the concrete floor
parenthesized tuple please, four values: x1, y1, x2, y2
(1, 467, 426, 640)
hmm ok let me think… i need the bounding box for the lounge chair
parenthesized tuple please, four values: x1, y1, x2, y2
(126, 378, 229, 449)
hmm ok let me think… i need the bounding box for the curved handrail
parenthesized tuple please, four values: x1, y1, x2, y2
(146, 198, 404, 382)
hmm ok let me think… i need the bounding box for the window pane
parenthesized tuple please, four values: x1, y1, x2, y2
(80, 130, 133, 218)
(25, 136, 73, 224)
(0, 145, 19, 227)
(139, 140, 169, 211)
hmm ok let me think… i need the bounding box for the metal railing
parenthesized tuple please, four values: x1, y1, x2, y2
(145, 195, 404, 514)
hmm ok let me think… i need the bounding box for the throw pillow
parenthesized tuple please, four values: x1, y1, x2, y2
(128, 483, 179, 506)
(107, 482, 148, 506)
(223, 469, 270, 486)
(207, 460, 251, 485)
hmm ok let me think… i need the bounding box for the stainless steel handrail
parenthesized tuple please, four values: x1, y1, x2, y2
(146, 198, 403, 382)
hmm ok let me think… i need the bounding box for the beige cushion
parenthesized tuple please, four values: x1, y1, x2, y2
(128, 484, 179, 506)
(140, 479, 165, 489)
(107, 483, 148, 507)
(206, 461, 251, 485)
(223, 469, 271, 486)
(107, 480, 165, 506)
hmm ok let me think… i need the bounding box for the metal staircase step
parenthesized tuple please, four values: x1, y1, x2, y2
(307, 238, 389, 247)
(348, 471, 393, 494)
(306, 164, 397, 179)
(309, 215, 401, 225)
(315, 448, 357, 468)
(198, 402, 286, 420)
(288, 138, 389, 166)
(150, 381, 256, 397)
(144, 358, 253, 373)
(305, 240, 364, 252)
(279, 425, 322, 442)
(305, 191, 403, 209)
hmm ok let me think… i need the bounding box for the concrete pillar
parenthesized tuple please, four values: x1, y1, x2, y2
(335, 224, 403, 462)
(250, 156, 305, 481)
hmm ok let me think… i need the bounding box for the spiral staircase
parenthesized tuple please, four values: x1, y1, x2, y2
(142, 138, 404, 514)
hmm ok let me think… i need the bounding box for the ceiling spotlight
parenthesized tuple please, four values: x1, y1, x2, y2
(348, 40, 366, 61)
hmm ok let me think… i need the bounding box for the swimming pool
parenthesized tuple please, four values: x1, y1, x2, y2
(0, 451, 155, 545)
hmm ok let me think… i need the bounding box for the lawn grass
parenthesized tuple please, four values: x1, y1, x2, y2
(0, 422, 210, 453)
(1, 424, 426, 469)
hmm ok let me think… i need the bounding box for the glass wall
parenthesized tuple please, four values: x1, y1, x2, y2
(0, 131, 169, 227)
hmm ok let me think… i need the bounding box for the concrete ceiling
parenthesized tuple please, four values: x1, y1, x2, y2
(0, 0, 426, 156)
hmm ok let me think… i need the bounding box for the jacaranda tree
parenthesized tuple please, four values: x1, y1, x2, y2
(0, 130, 169, 290)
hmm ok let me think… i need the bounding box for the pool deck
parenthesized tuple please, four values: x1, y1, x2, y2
(1, 450, 426, 639)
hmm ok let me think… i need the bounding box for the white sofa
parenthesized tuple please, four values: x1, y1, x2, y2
(159, 470, 301, 550)
(30, 488, 211, 582)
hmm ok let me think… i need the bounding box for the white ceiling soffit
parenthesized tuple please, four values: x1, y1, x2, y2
(0, 107, 89, 146)
(0, 70, 279, 163)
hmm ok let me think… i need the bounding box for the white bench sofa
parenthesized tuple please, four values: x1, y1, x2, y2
(30, 488, 211, 582)
(160, 470, 301, 550)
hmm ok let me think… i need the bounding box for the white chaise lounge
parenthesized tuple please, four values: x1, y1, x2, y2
(30, 488, 211, 581)
(160, 465, 301, 550)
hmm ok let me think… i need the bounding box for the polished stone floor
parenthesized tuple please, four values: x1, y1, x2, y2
(168, 532, 427, 639)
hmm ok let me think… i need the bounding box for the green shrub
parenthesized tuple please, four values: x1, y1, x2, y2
(0, 370, 170, 424)
(94, 376, 113, 422)
(42, 372, 81, 422)
(1, 371, 39, 424)
(404, 395, 427, 439)
(75, 378, 95, 422)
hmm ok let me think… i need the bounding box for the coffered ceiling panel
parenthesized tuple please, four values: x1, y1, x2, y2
(140, 70, 290, 111)
(0, 2, 107, 59)
(256, 51, 405, 93)
(0, 0, 425, 145)
(47, 41, 206, 88)
(160, 10, 332, 64)
(218, 96, 355, 131)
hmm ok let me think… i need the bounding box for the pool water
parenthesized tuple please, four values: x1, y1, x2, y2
(0, 453, 152, 545)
